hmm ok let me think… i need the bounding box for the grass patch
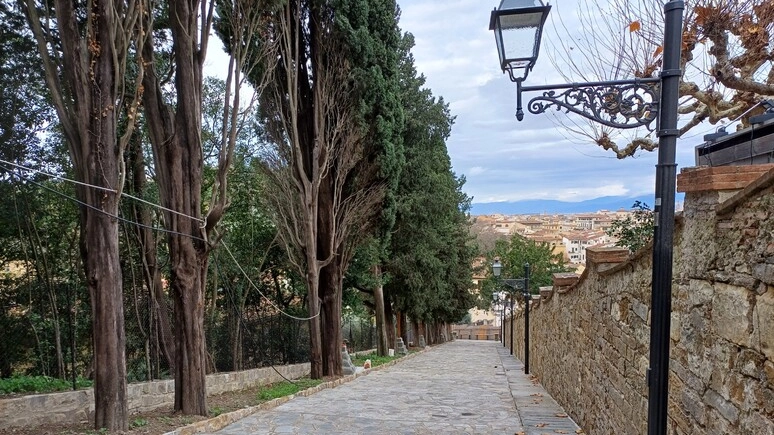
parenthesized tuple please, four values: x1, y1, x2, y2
(350, 353, 399, 368)
(0, 376, 93, 395)
(129, 418, 148, 429)
(256, 378, 322, 402)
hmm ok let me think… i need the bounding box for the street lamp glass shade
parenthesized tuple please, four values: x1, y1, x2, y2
(492, 259, 502, 277)
(489, 0, 551, 79)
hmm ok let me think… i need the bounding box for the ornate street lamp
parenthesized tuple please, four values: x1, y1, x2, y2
(492, 259, 503, 277)
(489, 1, 684, 434)
(489, 0, 551, 83)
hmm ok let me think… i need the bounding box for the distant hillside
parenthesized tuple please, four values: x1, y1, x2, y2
(469, 194, 684, 215)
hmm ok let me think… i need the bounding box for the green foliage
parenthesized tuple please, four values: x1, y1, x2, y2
(129, 418, 149, 429)
(0, 2, 53, 163)
(606, 201, 654, 252)
(384, 33, 476, 324)
(483, 234, 570, 304)
(0, 375, 92, 395)
(256, 378, 322, 402)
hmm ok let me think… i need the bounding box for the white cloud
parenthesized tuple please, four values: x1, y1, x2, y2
(398, 0, 704, 209)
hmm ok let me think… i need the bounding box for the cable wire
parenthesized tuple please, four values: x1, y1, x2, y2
(1, 165, 206, 243)
(0, 158, 205, 224)
(2, 161, 316, 322)
(212, 256, 302, 385)
(219, 240, 320, 321)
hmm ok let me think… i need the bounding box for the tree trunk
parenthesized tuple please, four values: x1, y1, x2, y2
(230, 301, 242, 371)
(140, 0, 209, 413)
(128, 137, 176, 373)
(320, 260, 343, 377)
(410, 318, 419, 348)
(80, 41, 127, 423)
(372, 265, 388, 357)
(397, 312, 408, 347)
(83, 207, 127, 430)
(307, 268, 323, 379)
(383, 291, 395, 351)
(171, 255, 208, 414)
(80, 0, 128, 427)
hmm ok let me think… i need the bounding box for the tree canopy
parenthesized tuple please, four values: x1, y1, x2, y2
(548, 0, 774, 157)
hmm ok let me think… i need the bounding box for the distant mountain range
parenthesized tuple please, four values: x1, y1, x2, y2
(469, 194, 685, 215)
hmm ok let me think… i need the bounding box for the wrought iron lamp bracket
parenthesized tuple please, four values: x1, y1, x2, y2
(516, 77, 661, 129)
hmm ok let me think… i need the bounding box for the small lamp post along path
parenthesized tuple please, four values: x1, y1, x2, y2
(492, 260, 532, 373)
(491, 290, 505, 344)
(344, 305, 353, 351)
(489, 1, 684, 434)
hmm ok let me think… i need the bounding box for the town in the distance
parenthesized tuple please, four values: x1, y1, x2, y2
(470, 201, 684, 274)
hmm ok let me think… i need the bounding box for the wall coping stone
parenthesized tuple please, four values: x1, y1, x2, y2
(586, 246, 629, 267)
(539, 286, 554, 301)
(716, 166, 774, 216)
(677, 164, 774, 193)
(553, 273, 580, 288)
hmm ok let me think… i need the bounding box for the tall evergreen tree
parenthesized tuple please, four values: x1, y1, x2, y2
(252, 0, 403, 377)
(15, 0, 145, 428)
(385, 33, 476, 341)
(316, 0, 404, 375)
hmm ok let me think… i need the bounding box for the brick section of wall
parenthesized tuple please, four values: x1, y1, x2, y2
(676, 164, 774, 193)
(0, 363, 310, 429)
(504, 164, 774, 435)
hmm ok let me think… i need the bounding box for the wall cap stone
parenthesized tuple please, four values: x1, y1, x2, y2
(553, 272, 580, 287)
(586, 247, 629, 271)
(677, 164, 774, 193)
(716, 166, 774, 216)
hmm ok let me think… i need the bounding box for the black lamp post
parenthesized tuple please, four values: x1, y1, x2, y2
(492, 260, 531, 373)
(491, 290, 505, 344)
(345, 305, 353, 351)
(489, 1, 684, 434)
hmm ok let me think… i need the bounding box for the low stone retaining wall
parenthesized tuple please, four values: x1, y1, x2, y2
(0, 363, 310, 429)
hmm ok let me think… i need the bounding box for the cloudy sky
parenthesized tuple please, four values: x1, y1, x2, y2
(396, 0, 710, 206)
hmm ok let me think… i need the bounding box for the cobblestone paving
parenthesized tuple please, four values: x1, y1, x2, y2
(203, 340, 580, 434)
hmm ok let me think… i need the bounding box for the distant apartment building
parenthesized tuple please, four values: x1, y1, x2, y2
(516, 219, 543, 234)
(572, 212, 615, 231)
(562, 230, 612, 265)
(525, 231, 566, 259)
(492, 218, 522, 234)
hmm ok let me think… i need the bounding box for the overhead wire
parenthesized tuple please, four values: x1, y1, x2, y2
(220, 240, 320, 321)
(0, 161, 317, 322)
(0, 158, 205, 224)
(211, 254, 302, 385)
(0, 163, 206, 242)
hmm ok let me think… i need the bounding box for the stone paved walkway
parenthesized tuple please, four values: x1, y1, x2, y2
(202, 340, 580, 434)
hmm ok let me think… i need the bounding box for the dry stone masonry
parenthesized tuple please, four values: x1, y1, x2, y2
(504, 164, 774, 435)
(0, 363, 310, 429)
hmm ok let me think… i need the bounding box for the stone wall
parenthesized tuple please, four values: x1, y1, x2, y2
(451, 325, 500, 341)
(0, 363, 310, 429)
(504, 165, 774, 435)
